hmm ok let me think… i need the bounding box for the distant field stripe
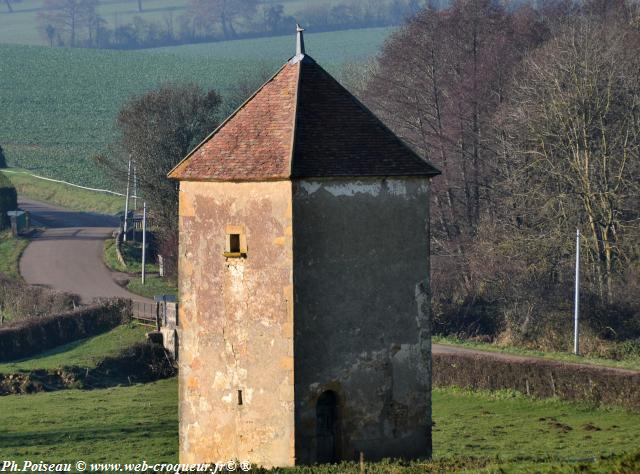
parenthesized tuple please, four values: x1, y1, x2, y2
(2, 170, 130, 197)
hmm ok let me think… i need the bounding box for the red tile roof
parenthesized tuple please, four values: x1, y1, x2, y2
(168, 56, 439, 181)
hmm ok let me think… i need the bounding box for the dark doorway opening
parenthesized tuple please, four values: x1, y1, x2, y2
(316, 390, 339, 463)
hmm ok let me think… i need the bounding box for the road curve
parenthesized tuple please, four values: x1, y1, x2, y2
(19, 199, 149, 304)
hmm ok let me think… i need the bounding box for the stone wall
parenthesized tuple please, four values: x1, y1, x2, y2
(291, 178, 432, 463)
(177, 180, 295, 466)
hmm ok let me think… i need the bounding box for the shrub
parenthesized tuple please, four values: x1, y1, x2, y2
(0, 299, 131, 362)
(0, 274, 78, 322)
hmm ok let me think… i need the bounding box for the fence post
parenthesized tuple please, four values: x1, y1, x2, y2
(155, 302, 161, 332)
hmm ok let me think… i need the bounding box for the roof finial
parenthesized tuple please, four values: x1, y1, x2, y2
(296, 24, 305, 57)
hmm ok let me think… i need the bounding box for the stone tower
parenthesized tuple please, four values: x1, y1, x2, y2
(168, 28, 440, 467)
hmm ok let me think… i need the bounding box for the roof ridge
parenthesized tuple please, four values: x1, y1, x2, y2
(287, 61, 302, 178)
(168, 62, 290, 180)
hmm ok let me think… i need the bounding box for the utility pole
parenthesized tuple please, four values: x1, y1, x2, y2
(133, 163, 138, 212)
(142, 201, 147, 286)
(574, 228, 580, 355)
(123, 158, 131, 242)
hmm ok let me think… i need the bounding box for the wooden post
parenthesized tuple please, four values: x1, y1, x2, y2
(359, 451, 365, 474)
(155, 302, 161, 332)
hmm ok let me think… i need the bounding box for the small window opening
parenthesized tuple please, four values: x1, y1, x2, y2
(238, 390, 243, 406)
(224, 226, 246, 258)
(230, 234, 241, 253)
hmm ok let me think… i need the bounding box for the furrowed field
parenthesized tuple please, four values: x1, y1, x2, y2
(0, 27, 391, 190)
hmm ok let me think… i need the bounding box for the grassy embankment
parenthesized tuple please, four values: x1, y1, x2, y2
(1, 170, 123, 215)
(0, 229, 28, 281)
(1, 380, 639, 470)
(104, 239, 177, 298)
(0, 324, 147, 374)
(126, 275, 178, 299)
(433, 335, 640, 372)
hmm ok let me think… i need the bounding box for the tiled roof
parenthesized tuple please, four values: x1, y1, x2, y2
(168, 56, 440, 181)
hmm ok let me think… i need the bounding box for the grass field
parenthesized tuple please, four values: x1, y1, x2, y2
(433, 335, 640, 372)
(0, 324, 147, 373)
(0, 229, 28, 280)
(154, 27, 394, 64)
(1, 380, 639, 469)
(0, 26, 388, 191)
(127, 275, 178, 299)
(0, 43, 269, 189)
(1, 170, 124, 214)
(0, 378, 178, 463)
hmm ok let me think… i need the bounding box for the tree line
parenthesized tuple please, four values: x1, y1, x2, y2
(35, 0, 427, 49)
(362, 0, 640, 353)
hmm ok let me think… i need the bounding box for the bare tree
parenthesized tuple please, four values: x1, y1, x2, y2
(38, 0, 98, 47)
(364, 1, 548, 290)
(186, 0, 257, 39)
(500, 17, 640, 302)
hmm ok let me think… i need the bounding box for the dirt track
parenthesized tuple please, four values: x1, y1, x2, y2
(18, 199, 149, 304)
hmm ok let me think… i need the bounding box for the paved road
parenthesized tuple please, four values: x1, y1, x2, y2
(19, 199, 148, 304)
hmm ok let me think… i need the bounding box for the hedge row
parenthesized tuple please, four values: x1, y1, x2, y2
(0, 300, 131, 362)
(432, 351, 640, 411)
(0, 172, 17, 229)
(0, 341, 176, 395)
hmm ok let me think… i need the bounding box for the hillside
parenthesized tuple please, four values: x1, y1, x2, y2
(0, 27, 391, 189)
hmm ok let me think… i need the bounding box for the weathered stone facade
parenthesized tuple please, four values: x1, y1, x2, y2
(178, 181, 295, 465)
(176, 178, 432, 466)
(292, 178, 432, 463)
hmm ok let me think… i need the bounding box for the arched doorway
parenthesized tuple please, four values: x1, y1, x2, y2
(316, 390, 339, 463)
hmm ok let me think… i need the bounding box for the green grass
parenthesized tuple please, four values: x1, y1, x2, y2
(104, 238, 158, 274)
(0, 228, 28, 280)
(433, 335, 640, 372)
(0, 43, 274, 189)
(0, 324, 148, 373)
(0, 378, 178, 463)
(431, 387, 640, 462)
(126, 275, 177, 299)
(1, 381, 639, 468)
(1, 169, 123, 214)
(103, 239, 127, 273)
